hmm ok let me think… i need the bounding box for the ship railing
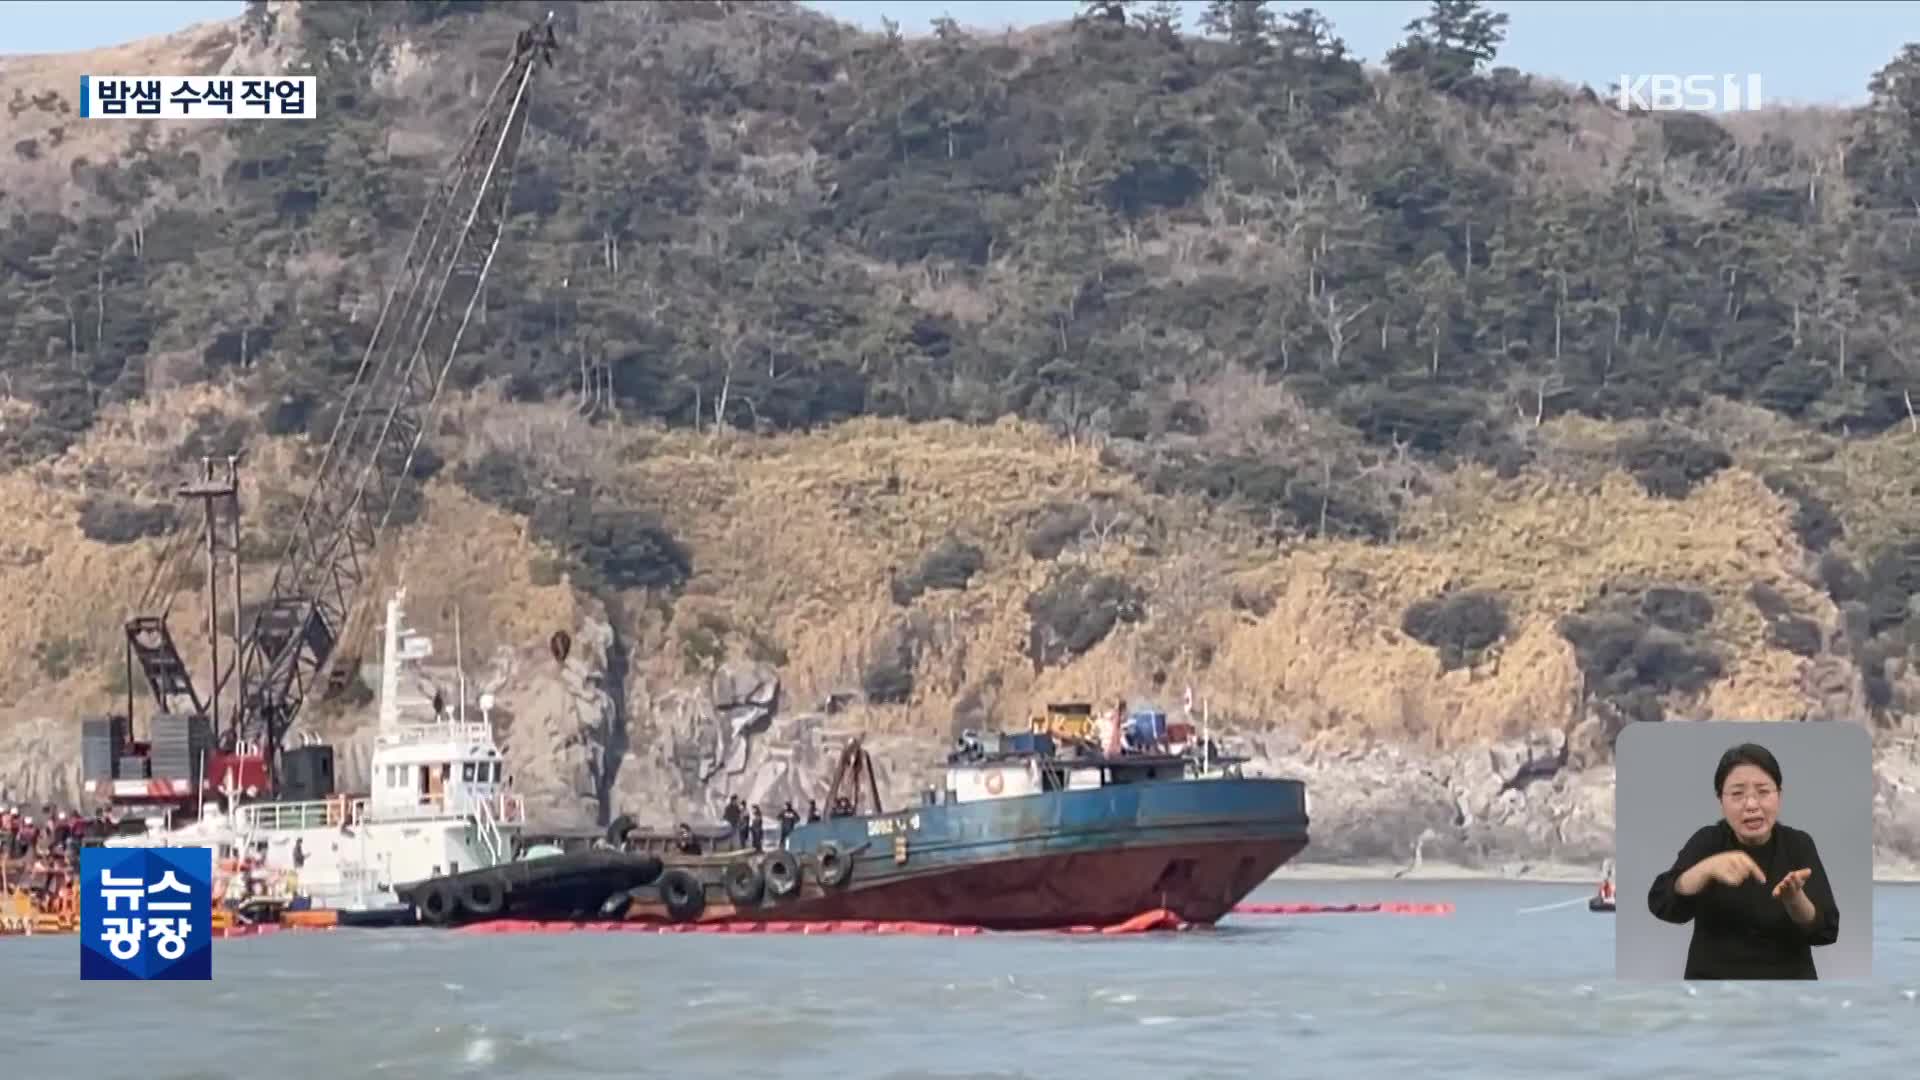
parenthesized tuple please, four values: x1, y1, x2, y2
(469, 791, 523, 865)
(371, 790, 525, 827)
(237, 796, 367, 833)
(375, 722, 500, 748)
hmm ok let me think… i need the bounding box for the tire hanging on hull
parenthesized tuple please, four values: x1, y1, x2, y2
(724, 861, 765, 907)
(659, 869, 706, 923)
(460, 875, 507, 918)
(417, 882, 459, 926)
(762, 850, 801, 900)
(811, 841, 853, 890)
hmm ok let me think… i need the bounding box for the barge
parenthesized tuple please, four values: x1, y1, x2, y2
(403, 708, 1311, 932)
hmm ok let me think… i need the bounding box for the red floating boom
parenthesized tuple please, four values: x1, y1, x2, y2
(1233, 901, 1455, 916)
(208, 901, 1449, 940)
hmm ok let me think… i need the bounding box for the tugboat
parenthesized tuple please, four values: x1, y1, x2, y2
(575, 699, 1310, 931)
(108, 588, 664, 925)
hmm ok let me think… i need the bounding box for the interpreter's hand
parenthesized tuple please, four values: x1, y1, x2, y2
(1771, 867, 1812, 901)
(1701, 850, 1767, 888)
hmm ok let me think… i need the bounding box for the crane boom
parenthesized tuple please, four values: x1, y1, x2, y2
(118, 17, 558, 794)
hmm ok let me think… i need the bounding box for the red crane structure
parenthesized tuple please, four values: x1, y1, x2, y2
(87, 16, 560, 811)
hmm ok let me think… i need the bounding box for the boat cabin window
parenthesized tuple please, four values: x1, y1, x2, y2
(463, 762, 476, 782)
(1107, 763, 1168, 785)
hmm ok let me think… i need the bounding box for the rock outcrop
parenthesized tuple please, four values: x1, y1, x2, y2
(0, 716, 84, 810)
(1244, 728, 1613, 870)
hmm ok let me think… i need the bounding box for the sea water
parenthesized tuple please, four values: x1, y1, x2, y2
(1, 880, 1915, 1077)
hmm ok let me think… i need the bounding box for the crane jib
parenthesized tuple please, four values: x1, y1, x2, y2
(112, 19, 558, 797)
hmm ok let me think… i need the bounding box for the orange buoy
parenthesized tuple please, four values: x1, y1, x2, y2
(281, 909, 340, 929)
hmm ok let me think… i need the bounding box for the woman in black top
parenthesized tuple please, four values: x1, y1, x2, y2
(1647, 742, 1839, 979)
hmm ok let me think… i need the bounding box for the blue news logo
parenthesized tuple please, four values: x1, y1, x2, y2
(79, 847, 213, 981)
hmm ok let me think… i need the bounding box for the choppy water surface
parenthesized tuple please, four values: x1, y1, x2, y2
(3, 880, 1917, 1078)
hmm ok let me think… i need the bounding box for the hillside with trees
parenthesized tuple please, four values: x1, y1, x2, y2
(3, 0, 1920, 789)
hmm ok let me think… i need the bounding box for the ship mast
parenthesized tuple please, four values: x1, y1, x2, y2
(454, 605, 467, 728)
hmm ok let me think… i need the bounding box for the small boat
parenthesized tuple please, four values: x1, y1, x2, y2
(1589, 863, 1616, 912)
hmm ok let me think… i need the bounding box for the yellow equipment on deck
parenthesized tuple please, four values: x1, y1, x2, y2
(1029, 701, 1097, 745)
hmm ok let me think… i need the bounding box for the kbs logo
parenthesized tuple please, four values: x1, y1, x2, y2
(1615, 74, 1764, 113)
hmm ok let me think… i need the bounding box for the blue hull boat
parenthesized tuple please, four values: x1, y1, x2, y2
(626, 718, 1312, 931)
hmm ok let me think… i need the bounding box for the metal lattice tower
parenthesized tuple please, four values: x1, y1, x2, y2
(122, 17, 558, 790)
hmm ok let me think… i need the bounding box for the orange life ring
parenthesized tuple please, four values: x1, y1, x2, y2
(984, 771, 1004, 795)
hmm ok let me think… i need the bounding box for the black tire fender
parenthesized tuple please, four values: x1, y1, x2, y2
(812, 841, 853, 889)
(659, 868, 706, 923)
(459, 875, 507, 918)
(762, 850, 801, 899)
(724, 860, 765, 907)
(417, 882, 459, 926)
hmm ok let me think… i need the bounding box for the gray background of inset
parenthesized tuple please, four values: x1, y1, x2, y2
(1614, 720, 1873, 980)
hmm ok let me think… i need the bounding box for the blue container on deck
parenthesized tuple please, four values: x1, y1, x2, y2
(1001, 732, 1056, 756)
(1126, 710, 1168, 743)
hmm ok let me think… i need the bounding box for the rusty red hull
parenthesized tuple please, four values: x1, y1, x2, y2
(624, 775, 1312, 931)
(629, 835, 1307, 930)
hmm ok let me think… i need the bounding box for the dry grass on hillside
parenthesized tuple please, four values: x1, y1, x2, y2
(615, 417, 1141, 712)
(1220, 466, 1827, 749)
(583, 411, 1834, 744)
(0, 16, 260, 217)
(0, 385, 1863, 751)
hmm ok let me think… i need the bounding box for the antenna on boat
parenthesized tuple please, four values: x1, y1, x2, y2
(1202, 698, 1211, 775)
(379, 589, 405, 735)
(453, 604, 466, 728)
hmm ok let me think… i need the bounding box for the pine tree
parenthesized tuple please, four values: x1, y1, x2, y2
(1199, 0, 1275, 54)
(1385, 0, 1510, 91)
(1271, 7, 1346, 63)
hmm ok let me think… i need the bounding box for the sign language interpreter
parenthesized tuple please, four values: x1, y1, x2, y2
(1647, 742, 1838, 979)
